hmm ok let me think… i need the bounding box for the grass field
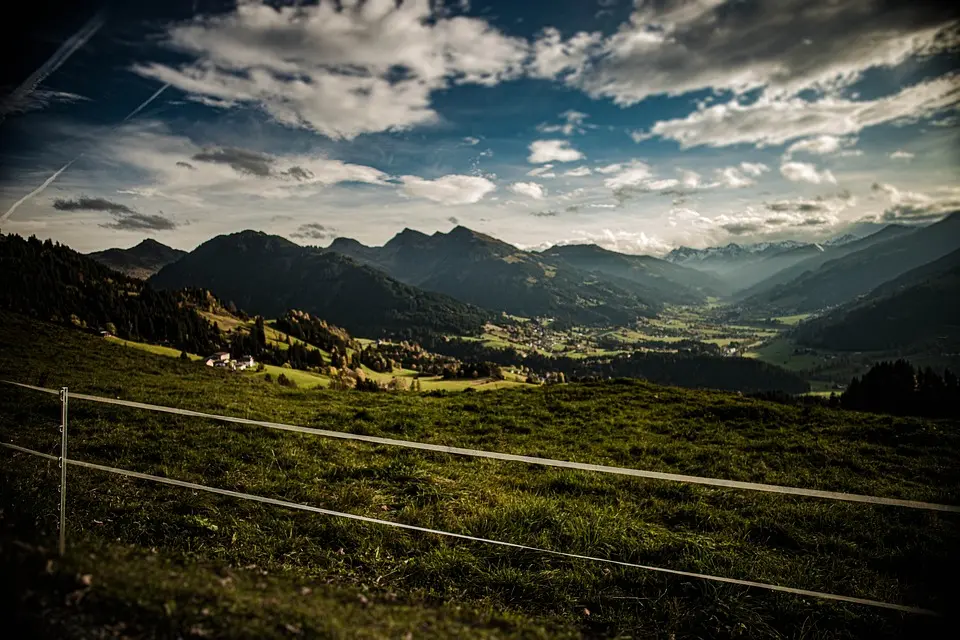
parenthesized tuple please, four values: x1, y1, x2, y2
(1, 313, 958, 638)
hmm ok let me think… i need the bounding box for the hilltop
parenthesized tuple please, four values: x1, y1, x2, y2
(88, 238, 186, 279)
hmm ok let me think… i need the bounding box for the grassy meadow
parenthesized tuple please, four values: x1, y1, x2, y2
(1, 312, 959, 638)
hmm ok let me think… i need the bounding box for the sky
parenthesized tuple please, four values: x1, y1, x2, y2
(0, 0, 958, 255)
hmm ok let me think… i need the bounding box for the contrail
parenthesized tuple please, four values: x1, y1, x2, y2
(121, 83, 170, 123)
(0, 12, 105, 122)
(1, 83, 172, 222)
(0, 159, 78, 222)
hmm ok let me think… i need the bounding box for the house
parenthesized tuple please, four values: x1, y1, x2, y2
(204, 352, 231, 367)
(236, 355, 256, 371)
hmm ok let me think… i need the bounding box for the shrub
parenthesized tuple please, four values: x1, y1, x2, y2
(277, 373, 297, 388)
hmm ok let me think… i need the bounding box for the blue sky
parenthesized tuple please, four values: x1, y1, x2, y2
(1, 0, 958, 254)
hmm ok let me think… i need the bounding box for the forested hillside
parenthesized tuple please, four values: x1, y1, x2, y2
(0, 233, 225, 355)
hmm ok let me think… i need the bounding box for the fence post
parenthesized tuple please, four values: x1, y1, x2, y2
(58, 386, 68, 557)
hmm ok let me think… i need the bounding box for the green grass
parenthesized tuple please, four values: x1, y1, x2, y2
(1, 313, 958, 639)
(773, 314, 813, 326)
(105, 336, 203, 361)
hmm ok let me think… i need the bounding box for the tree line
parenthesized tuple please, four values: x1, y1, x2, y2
(841, 360, 959, 418)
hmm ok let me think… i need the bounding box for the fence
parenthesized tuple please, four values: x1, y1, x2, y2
(2, 379, 956, 617)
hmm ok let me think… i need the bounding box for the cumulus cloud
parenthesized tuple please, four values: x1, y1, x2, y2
(134, 0, 528, 139)
(890, 150, 915, 160)
(641, 75, 960, 149)
(527, 164, 556, 178)
(739, 162, 770, 177)
(400, 174, 496, 205)
(601, 161, 652, 190)
(528, 139, 585, 164)
(530, 210, 558, 217)
(780, 161, 837, 185)
(563, 166, 592, 177)
(784, 135, 859, 159)
(291, 223, 337, 241)
(533, 0, 958, 105)
(713, 167, 755, 189)
(462, 136, 480, 146)
(678, 169, 701, 189)
(509, 181, 546, 199)
(192, 147, 275, 177)
(596, 163, 624, 174)
(671, 203, 841, 240)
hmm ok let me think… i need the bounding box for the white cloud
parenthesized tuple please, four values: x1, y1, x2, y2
(401, 174, 496, 205)
(671, 203, 843, 240)
(463, 136, 480, 146)
(780, 161, 837, 185)
(602, 162, 652, 190)
(533, 0, 958, 105)
(785, 135, 849, 158)
(713, 167, 755, 189)
(739, 162, 770, 177)
(678, 169, 701, 189)
(890, 150, 915, 160)
(563, 166, 592, 177)
(134, 0, 528, 139)
(509, 181, 546, 199)
(870, 182, 960, 222)
(537, 110, 590, 136)
(527, 164, 554, 177)
(548, 229, 673, 256)
(642, 75, 960, 149)
(528, 139, 585, 164)
(595, 163, 624, 174)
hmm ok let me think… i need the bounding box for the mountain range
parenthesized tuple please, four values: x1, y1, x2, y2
(149, 231, 492, 338)
(794, 247, 960, 353)
(88, 239, 186, 279)
(741, 213, 960, 314)
(326, 225, 713, 324)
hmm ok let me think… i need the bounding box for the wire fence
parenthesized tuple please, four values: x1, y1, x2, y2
(2, 380, 955, 617)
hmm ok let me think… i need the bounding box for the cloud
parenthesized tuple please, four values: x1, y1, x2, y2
(784, 135, 853, 158)
(602, 161, 652, 190)
(447, 216, 460, 225)
(596, 163, 624, 174)
(134, 0, 528, 139)
(509, 181, 546, 199)
(780, 161, 837, 184)
(871, 182, 960, 222)
(642, 75, 960, 149)
(672, 204, 841, 240)
(53, 195, 178, 231)
(0, 89, 89, 117)
(547, 229, 673, 255)
(678, 169, 701, 189)
(53, 197, 135, 214)
(563, 166, 592, 177)
(530, 210, 558, 217)
(93, 127, 391, 205)
(192, 147, 275, 177)
(533, 1, 958, 105)
(713, 167, 755, 189)
(400, 174, 496, 205)
(527, 164, 556, 178)
(462, 137, 480, 146)
(528, 139, 585, 164)
(291, 223, 337, 241)
(739, 162, 770, 177)
(100, 212, 178, 232)
(537, 109, 591, 135)
(890, 150, 915, 160)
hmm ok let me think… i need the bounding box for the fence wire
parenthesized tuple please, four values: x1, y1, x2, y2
(0, 441, 939, 616)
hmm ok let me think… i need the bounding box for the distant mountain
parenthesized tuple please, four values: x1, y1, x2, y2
(735, 225, 914, 301)
(89, 239, 186, 279)
(539, 244, 732, 300)
(150, 230, 492, 338)
(794, 247, 960, 352)
(327, 226, 668, 325)
(742, 213, 960, 315)
(823, 233, 858, 247)
(664, 241, 824, 291)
